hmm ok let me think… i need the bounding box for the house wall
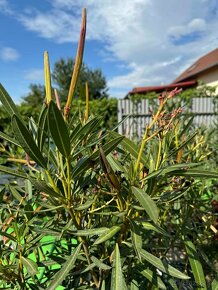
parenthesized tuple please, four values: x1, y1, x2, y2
(197, 66, 218, 93)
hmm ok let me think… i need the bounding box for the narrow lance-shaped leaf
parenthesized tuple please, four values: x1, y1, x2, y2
(94, 226, 121, 245)
(44, 51, 52, 104)
(12, 115, 47, 168)
(73, 227, 109, 237)
(47, 243, 82, 290)
(110, 131, 149, 167)
(21, 257, 39, 277)
(129, 220, 142, 261)
(0, 131, 20, 147)
(132, 186, 159, 223)
(9, 185, 26, 205)
(100, 146, 120, 190)
(0, 83, 21, 117)
(140, 248, 190, 280)
(37, 105, 48, 151)
(138, 266, 166, 289)
(184, 239, 207, 289)
(72, 136, 124, 178)
(28, 177, 63, 200)
(0, 165, 27, 179)
(167, 169, 218, 179)
(142, 222, 171, 237)
(111, 243, 125, 290)
(48, 101, 71, 157)
(91, 256, 111, 270)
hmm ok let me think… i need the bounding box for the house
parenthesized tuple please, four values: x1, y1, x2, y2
(119, 48, 218, 138)
(127, 47, 218, 97)
(173, 47, 218, 93)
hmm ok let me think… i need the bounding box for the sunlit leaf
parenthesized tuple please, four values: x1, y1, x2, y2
(184, 239, 207, 289)
(91, 256, 111, 270)
(138, 266, 166, 289)
(132, 186, 159, 223)
(47, 243, 82, 290)
(111, 243, 126, 290)
(21, 257, 39, 277)
(0, 83, 21, 117)
(12, 115, 47, 168)
(94, 226, 121, 245)
(48, 101, 71, 157)
(140, 248, 190, 279)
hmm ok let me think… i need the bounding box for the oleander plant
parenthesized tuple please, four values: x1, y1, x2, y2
(0, 8, 218, 290)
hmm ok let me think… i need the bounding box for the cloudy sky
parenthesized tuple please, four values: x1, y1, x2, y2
(0, 0, 217, 102)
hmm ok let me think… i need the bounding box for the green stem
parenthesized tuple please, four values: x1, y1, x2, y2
(46, 170, 59, 193)
(155, 137, 162, 170)
(67, 157, 71, 201)
(134, 99, 167, 179)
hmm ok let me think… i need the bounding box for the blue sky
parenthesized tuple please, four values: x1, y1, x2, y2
(0, 0, 217, 102)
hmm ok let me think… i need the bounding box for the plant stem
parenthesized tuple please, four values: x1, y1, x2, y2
(67, 157, 72, 201)
(134, 99, 167, 179)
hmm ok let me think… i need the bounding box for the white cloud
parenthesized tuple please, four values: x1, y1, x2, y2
(168, 18, 206, 40)
(0, 47, 20, 61)
(1, 0, 218, 97)
(24, 69, 44, 81)
(0, 0, 12, 14)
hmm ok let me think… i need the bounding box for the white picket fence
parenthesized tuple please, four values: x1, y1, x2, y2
(117, 98, 217, 139)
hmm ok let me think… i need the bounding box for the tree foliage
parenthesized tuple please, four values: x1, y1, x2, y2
(52, 58, 108, 101)
(21, 84, 45, 107)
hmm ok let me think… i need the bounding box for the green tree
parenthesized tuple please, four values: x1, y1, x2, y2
(22, 84, 45, 107)
(52, 58, 108, 101)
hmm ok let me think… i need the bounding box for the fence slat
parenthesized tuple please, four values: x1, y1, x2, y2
(118, 98, 217, 139)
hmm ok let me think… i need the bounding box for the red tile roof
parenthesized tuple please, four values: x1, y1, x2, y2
(173, 47, 218, 83)
(127, 80, 197, 96)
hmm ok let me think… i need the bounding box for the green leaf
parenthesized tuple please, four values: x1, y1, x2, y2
(91, 256, 111, 270)
(92, 136, 124, 161)
(110, 131, 148, 167)
(0, 165, 27, 179)
(111, 243, 125, 290)
(211, 276, 218, 290)
(142, 222, 171, 237)
(9, 185, 26, 205)
(99, 146, 120, 190)
(141, 163, 200, 182)
(0, 231, 16, 242)
(130, 220, 142, 261)
(167, 132, 197, 158)
(48, 101, 71, 157)
(12, 115, 47, 168)
(94, 226, 121, 245)
(21, 257, 39, 277)
(74, 199, 94, 211)
(28, 177, 62, 200)
(184, 239, 207, 289)
(138, 266, 166, 289)
(0, 131, 20, 147)
(178, 116, 194, 139)
(140, 248, 190, 280)
(0, 83, 20, 117)
(132, 186, 159, 223)
(130, 279, 139, 290)
(167, 278, 179, 290)
(101, 280, 106, 290)
(73, 227, 109, 237)
(47, 243, 81, 290)
(168, 169, 218, 179)
(37, 104, 48, 151)
(72, 136, 123, 178)
(71, 117, 102, 144)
